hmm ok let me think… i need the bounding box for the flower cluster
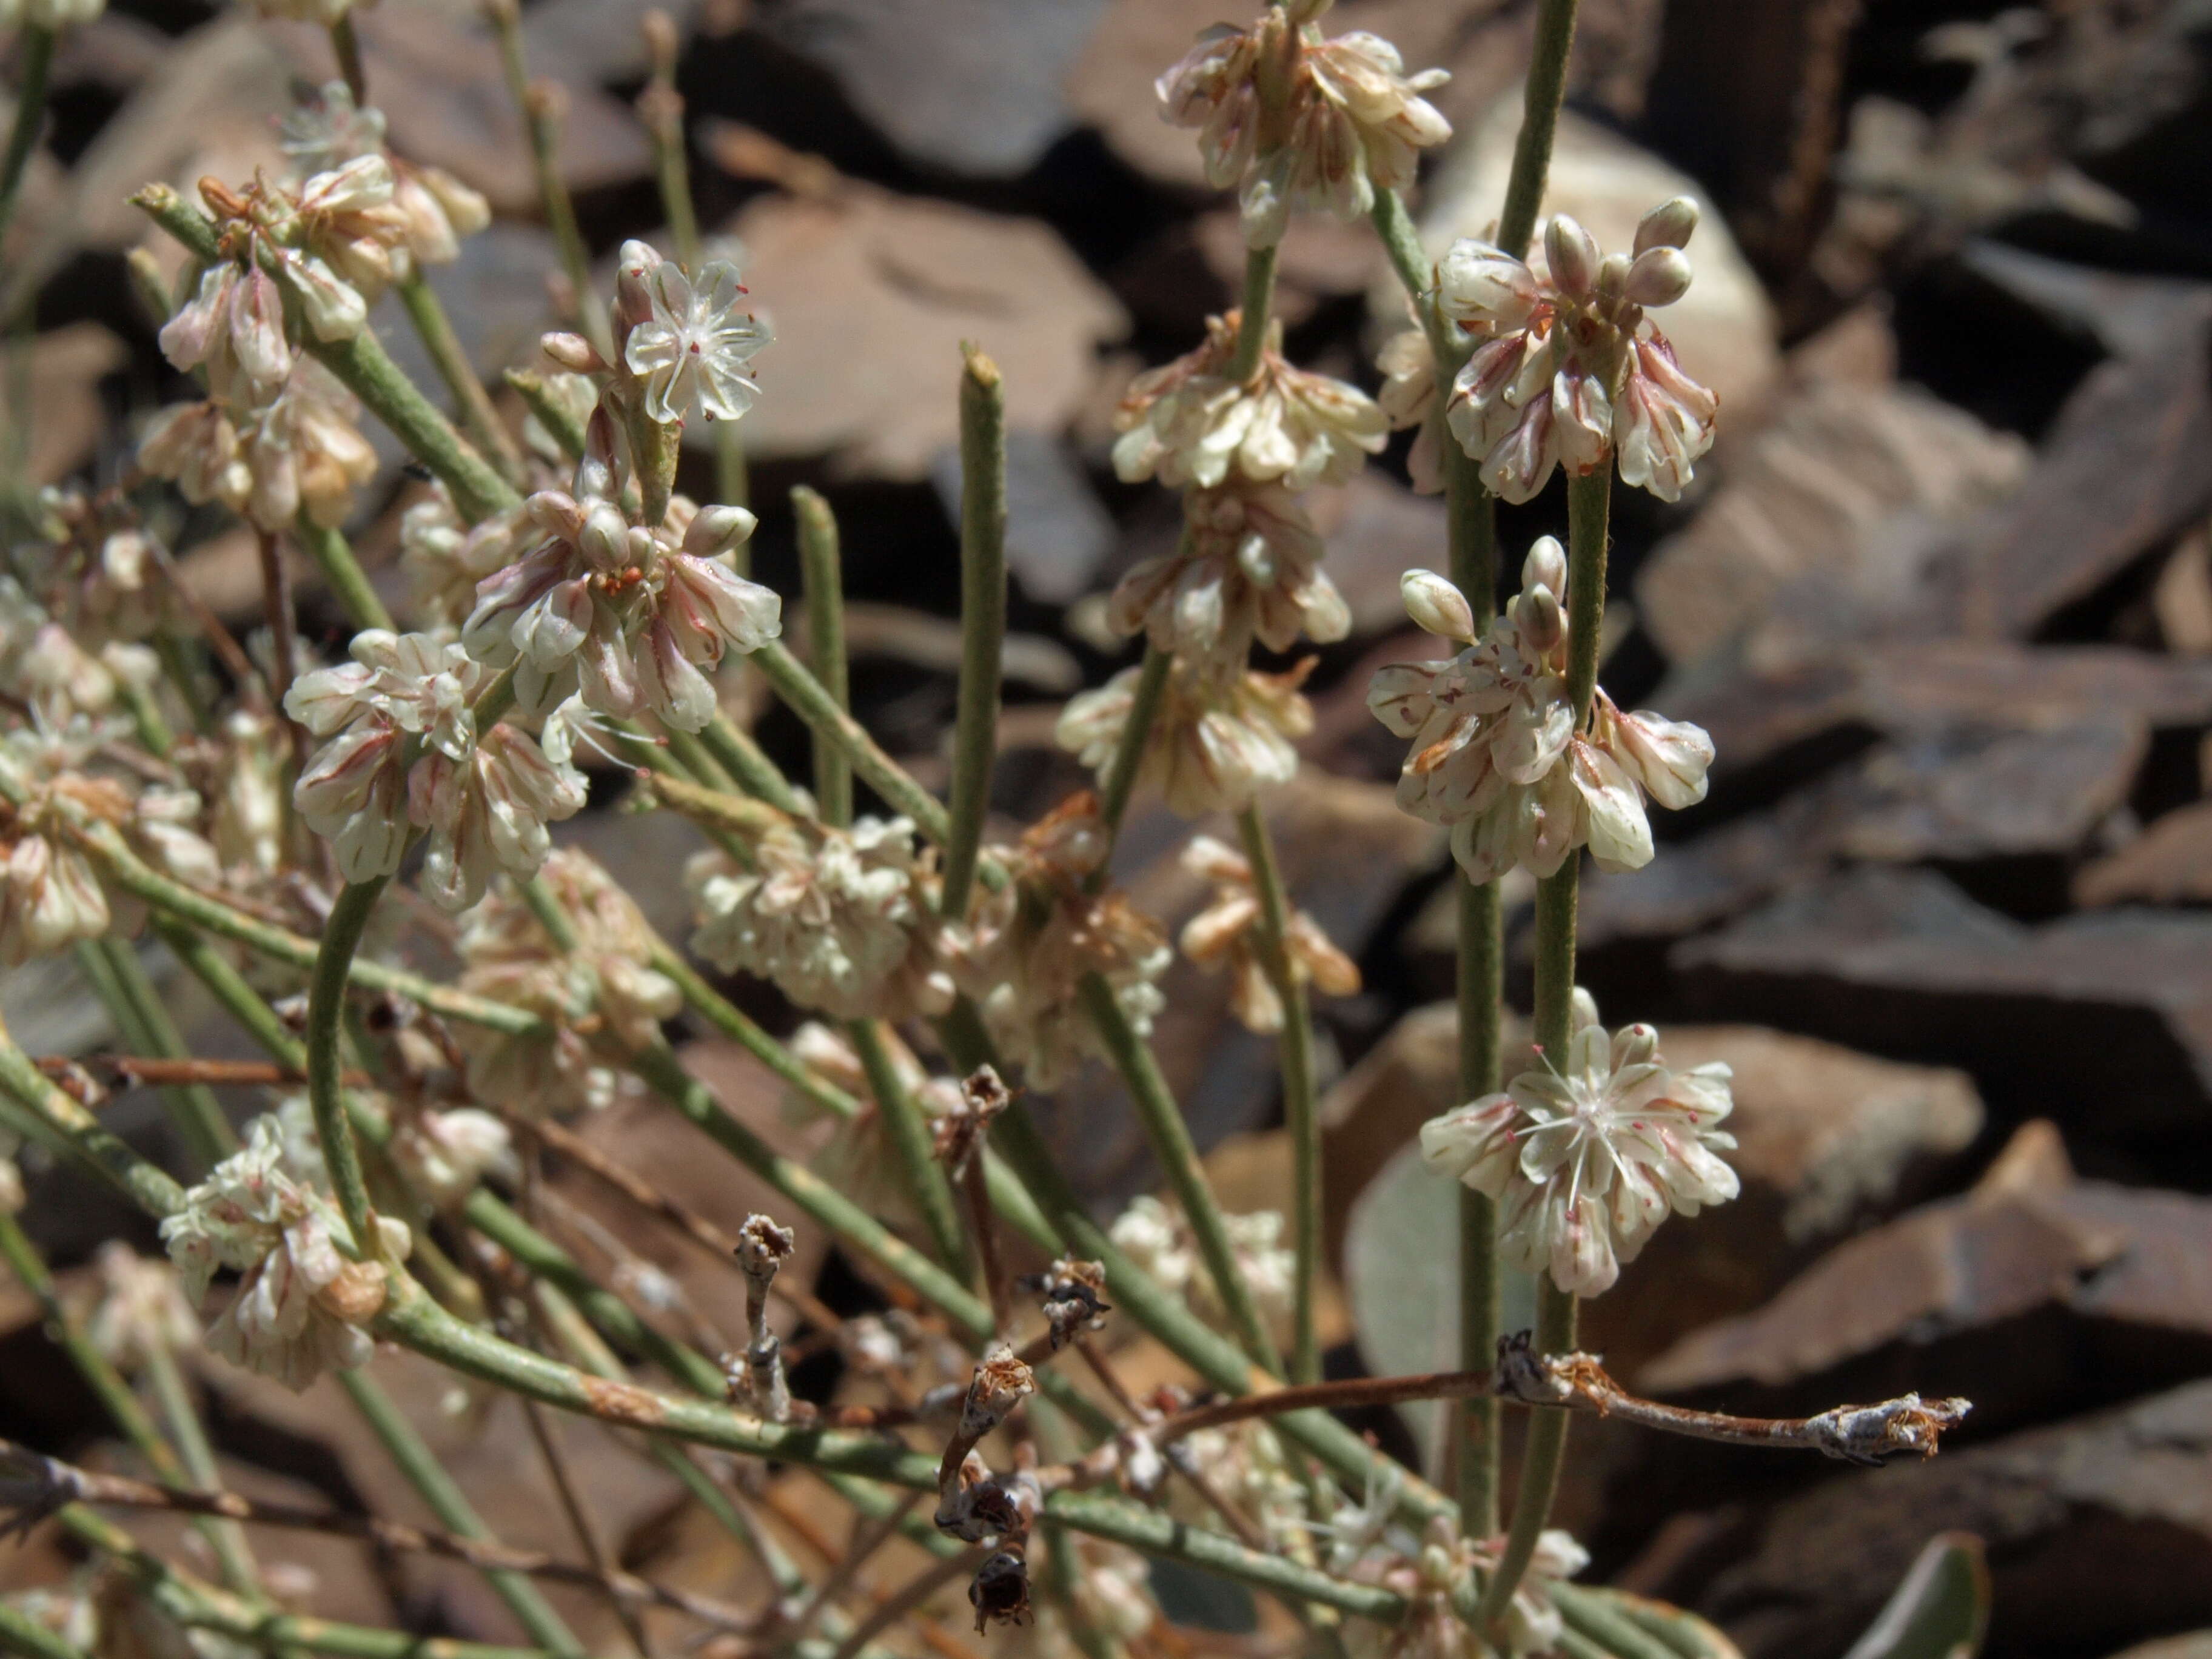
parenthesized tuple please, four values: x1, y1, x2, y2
(686, 813, 954, 1022)
(1421, 991, 1738, 1296)
(453, 848, 681, 1114)
(1368, 546, 1712, 883)
(461, 438, 782, 731)
(948, 794, 1171, 1090)
(285, 630, 585, 908)
(1109, 1193, 1296, 1329)
(1178, 834, 1358, 1033)
(1113, 312, 1384, 493)
(1434, 200, 1718, 503)
(159, 1117, 412, 1390)
(1059, 657, 1315, 819)
(25, 486, 173, 647)
(1107, 484, 1348, 666)
(80, 1242, 199, 1373)
(278, 82, 491, 278)
(1157, 0, 1451, 248)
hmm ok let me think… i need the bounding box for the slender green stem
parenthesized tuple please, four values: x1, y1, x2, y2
(848, 1019, 968, 1274)
(699, 712, 808, 813)
(0, 1028, 187, 1218)
(335, 1369, 588, 1658)
(129, 189, 520, 525)
(1481, 465, 1607, 1617)
(503, 368, 586, 461)
(0, 24, 56, 252)
(0, 1210, 182, 1484)
(328, 15, 369, 106)
(294, 515, 395, 633)
(0, 1597, 89, 1659)
(752, 643, 948, 840)
(144, 1344, 267, 1597)
(1233, 804, 1321, 1385)
(646, 943, 857, 1121)
(114, 665, 176, 759)
(304, 879, 389, 1256)
(1090, 643, 1170, 878)
(75, 937, 233, 1171)
(1496, 0, 1584, 258)
(1077, 974, 1282, 1378)
(794, 484, 853, 827)
(489, 8, 610, 362)
(395, 273, 526, 485)
(941, 346, 1005, 916)
(1226, 244, 1279, 383)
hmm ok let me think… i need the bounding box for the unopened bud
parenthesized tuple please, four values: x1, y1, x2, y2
(1515, 585, 1563, 654)
(614, 238, 663, 335)
(1614, 1022, 1660, 1068)
(1595, 251, 1632, 303)
(539, 331, 605, 374)
(1570, 985, 1601, 1031)
(640, 8, 680, 76)
(1632, 195, 1700, 255)
(1522, 535, 1567, 600)
(683, 503, 759, 559)
(579, 502, 631, 571)
(1624, 246, 1694, 308)
(1401, 569, 1475, 642)
(1544, 213, 1599, 301)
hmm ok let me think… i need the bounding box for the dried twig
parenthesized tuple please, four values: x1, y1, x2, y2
(731, 1214, 797, 1423)
(936, 1067, 1012, 1336)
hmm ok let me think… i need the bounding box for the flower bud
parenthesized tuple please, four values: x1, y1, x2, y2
(1625, 246, 1694, 308)
(1436, 239, 1540, 332)
(1595, 251, 1632, 304)
(1544, 214, 1599, 301)
(1515, 585, 1563, 654)
(579, 501, 631, 571)
(614, 238, 663, 336)
(1612, 1022, 1660, 1069)
(1632, 195, 1700, 255)
(683, 503, 760, 559)
(1401, 569, 1475, 642)
(1570, 985, 1600, 1031)
(1522, 535, 1567, 600)
(539, 330, 605, 374)
(281, 252, 369, 343)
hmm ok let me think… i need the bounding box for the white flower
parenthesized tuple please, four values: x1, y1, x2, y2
(453, 849, 681, 1115)
(286, 630, 583, 905)
(686, 815, 953, 1022)
(159, 263, 291, 403)
(1439, 203, 1718, 503)
(1375, 325, 1448, 495)
(280, 83, 489, 274)
(618, 241, 773, 426)
(1058, 658, 1313, 819)
(1178, 834, 1359, 1033)
(138, 400, 252, 514)
(390, 1109, 514, 1208)
(1107, 484, 1347, 665)
(81, 1242, 199, 1372)
(1, 803, 112, 968)
(234, 361, 379, 532)
(1366, 545, 1712, 883)
(1420, 996, 1738, 1296)
(463, 477, 779, 732)
(1157, 1, 1450, 248)
(1113, 312, 1385, 492)
(400, 492, 536, 634)
(948, 794, 1170, 1090)
(1108, 1195, 1296, 1330)
(159, 1118, 411, 1391)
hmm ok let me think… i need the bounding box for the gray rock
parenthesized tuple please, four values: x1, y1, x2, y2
(930, 429, 1114, 606)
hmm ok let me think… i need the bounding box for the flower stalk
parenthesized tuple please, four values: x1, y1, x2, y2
(487, 0, 610, 362)
(942, 344, 1006, 918)
(795, 483, 853, 827)
(0, 24, 56, 251)
(395, 271, 528, 484)
(1232, 803, 1321, 1385)
(295, 514, 396, 632)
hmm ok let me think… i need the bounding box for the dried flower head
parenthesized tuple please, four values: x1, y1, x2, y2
(1157, 1, 1450, 248)
(159, 1117, 412, 1390)
(1367, 547, 1712, 883)
(1108, 484, 1348, 664)
(616, 240, 773, 426)
(1439, 201, 1718, 503)
(1058, 657, 1313, 819)
(79, 1242, 199, 1373)
(1178, 834, 1359, 1033)
(949, 796, 1170, 1090)
(686, 813, 954, 1021)
(1421, 993, 1738, 1296)
(1113, 312, 1385, 492)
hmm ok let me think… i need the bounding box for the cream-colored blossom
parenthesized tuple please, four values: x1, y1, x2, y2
(1178, 834, 1358, 1033)
(1157, 0, 1450, 248)
(390, 1109, 514, 1208)
(687, 814, 953, 1021)
(1439, 202, 1718, 503)
(948, 794, 1170, 1090)
(617, 240, 773, 426)
(279, 83, 489, 275)
(1108, 484, 1347, 665)
(1420, 994, 1738, 1296)
(1367, 545, 1712, 883)
(80, 1242, 199, 1373)
(1113, 312, 1384, 491)
(1108, 1193, 1295, 1329)
(1059, 657, 1313, 819)
(400, 492, 535, 633)
(1375, 325, 1446, 494)
(159, 1118, 411, 1391)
